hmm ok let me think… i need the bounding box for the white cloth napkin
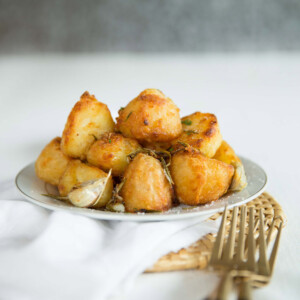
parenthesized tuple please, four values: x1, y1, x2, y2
(0, 180, 219, 300)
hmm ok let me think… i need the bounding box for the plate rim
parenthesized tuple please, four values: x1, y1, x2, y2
(15, 157, 268, 222)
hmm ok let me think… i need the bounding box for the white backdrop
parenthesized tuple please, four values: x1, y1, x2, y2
(0, 54, 299, 299)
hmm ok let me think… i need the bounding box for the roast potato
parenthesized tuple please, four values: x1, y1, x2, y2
(86, 133, 141, 176)
(171, 112, 222, 158)
(116, 89, 182, 144)
(121, 153, 173, 212)
(58, 160, 113, 208)
(170, 150, 234, 205)
(213, 141, 247, 191)
(61, 91, 115, 159)
(35, 137, 72, 186)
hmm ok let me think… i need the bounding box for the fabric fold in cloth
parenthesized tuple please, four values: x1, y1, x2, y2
(0, 180, 219, 300)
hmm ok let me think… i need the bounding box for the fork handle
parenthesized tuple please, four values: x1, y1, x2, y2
(238, 278, 252, 300)
(215, 272, 233, 300)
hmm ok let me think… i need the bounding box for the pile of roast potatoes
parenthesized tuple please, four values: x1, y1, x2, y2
(35, 89, 247, 213)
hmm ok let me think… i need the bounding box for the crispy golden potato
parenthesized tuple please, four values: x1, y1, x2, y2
(35, 137, 72, 186)
(213, 141, 247, 191)
(171, 112, 222, 158)
(86, 133, 141, 176)
(116, 89, 182, 143)
(58, 160, 113, 208)
(121, 153, 172, 212)
(170, 150, 234, 205)
(61, 91, 115, 160)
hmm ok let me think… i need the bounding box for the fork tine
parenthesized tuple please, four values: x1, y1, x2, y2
(258, 209, 270, 276)
(210, 206, 228, 264)
(266, 218, 276, 246)
(236, 206, 246, 262)
(254, 218, 260, 235)
(223, 206, 238, 262)
(243, 211, 259, 258)
(245, 207, 256, 271)
(269, 221, 283, 274)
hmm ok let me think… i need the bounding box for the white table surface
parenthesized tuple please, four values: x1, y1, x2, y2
(0, 53, 299, 300)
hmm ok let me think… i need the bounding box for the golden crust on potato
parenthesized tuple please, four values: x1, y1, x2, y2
(58, 160, 113, 208)
(213, 140, 247, 191)
(121, 153, 173, 212)
(35, 137, 72, 186)
(171, 112, 222, 158)
(61, 91, 115, 160)
(170, 150, 234, 205)
(86, 133, 141, 176)
(116, 89, 182, 143)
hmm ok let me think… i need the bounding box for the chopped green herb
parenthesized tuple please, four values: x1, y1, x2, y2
(160, 157, 174, 185)
(181, 119, 192, 125)
(108, 139, 112, 143)
(127, 148, 171, 164)
(126, 111, 133, 121)
(184, 129, 198, 135)
(105, 178, 126, 212)
(134, 208, 161, 213)
(178, 141, 190, 147)
(168, 147, 174, 152)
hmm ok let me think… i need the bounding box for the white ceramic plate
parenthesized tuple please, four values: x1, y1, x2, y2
(15, 157, 267, 222)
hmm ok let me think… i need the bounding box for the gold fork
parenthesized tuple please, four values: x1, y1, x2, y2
(237, 208, 283, 298)
(208, 205, 283, 300)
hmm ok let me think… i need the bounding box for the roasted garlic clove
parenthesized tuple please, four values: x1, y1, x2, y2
(68, 170, 112, 208)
